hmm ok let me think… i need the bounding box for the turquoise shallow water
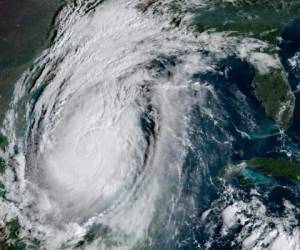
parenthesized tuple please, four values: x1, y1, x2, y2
(1, 0, 300, 249)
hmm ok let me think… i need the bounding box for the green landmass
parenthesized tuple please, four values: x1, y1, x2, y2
(0, 218, 26, 250)
(220, 157, 300, 184)
(252, 70, 295, 127)
(0, 0, 64, 69)
(247, 157, 300, 182)
(0, 218, 40, 250)
(188, 0, 298, 127)
(238, 176, 253, 186)
(192, 0, 300, 44)
(0, 182, 5, 198)
(0, 0, 65, 123)
(0, 158, 6, 175)
(0, 135, 8, 151)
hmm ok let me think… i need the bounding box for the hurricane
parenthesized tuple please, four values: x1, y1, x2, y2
(1, 0, 300, 249)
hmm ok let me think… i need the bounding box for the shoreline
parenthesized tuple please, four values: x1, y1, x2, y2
(0, 0, 64, 121)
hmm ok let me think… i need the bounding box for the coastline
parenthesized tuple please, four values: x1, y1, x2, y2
(0, 0, 64, 121)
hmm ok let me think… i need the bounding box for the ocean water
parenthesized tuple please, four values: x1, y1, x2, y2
(0, 0, 300, 249)
(0, 0, 63, 118)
